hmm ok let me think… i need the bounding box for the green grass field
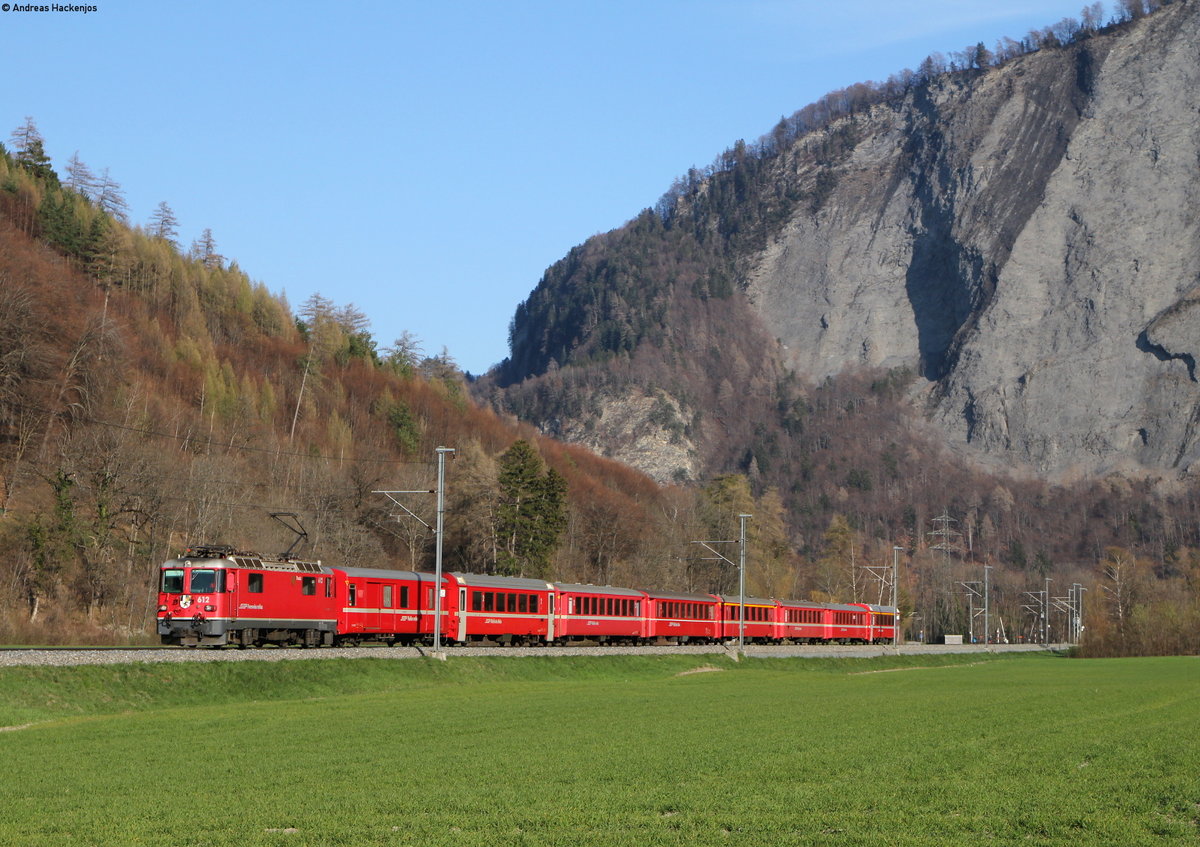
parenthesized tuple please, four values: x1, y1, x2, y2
(0, 652, 1196, 846)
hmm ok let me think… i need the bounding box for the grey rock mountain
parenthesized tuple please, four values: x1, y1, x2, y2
(489, 2, 1200, 482)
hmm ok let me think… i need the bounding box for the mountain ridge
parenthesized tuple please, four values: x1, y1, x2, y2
(483, 0, 1200, 484)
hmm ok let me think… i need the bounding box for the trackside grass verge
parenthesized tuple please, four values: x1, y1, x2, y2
(0, 652, 1196, 846)
(0, 651, 1006, 726)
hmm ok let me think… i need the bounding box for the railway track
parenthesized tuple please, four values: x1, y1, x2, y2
(0, 642, 1060, 668)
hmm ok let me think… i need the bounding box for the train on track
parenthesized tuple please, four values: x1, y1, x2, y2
(157, 546, 897, 648)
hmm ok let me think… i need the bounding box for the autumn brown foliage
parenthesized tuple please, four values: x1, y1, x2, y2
(0, 141, 797, 643)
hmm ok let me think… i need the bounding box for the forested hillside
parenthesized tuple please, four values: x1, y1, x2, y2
(0, 127, 724, 643)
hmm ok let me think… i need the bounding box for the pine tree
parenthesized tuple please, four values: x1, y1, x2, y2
(973, 41, 992, 69)
(8, 117, 56, 183)
(84, 213, 121, 283)
(37, 191, 83, 255)
(495, 440, 567, 577)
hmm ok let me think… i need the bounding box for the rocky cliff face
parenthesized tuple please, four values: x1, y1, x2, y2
(745, 2, 1200, 477)
(490, 3, 1200, 483)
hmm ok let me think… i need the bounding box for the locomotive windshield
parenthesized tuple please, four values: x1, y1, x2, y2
(189, 569, 224, 593)
(161, 569, 184, 594)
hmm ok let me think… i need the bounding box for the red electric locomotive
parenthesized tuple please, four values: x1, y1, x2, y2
(157, 546, 337, 647)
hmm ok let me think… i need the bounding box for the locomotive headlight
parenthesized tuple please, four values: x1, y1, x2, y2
(204, 605, 215, 612)
(157, 605, 166, 612)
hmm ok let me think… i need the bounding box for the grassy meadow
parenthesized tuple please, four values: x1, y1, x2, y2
(0, 652, 1196, 846)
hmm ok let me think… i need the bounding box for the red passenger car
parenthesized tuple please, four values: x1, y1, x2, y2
(448, 573, 554, 645)
(858, 603, 898, 644)
(642, 589, 719, 643)
(334, 567, 434, 645)
(828, 602, 872, 643)
(777, 598, 830, 644)
(157, 546, 337, 647)
(552, 583, 647, 643)
(718, 595, 779, 643)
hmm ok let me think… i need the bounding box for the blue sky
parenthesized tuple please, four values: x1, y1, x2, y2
(6, 0, 1099, 375)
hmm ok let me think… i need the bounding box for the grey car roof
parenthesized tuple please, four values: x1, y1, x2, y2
(639, 588, 719, 603)
(552, 583, 646, 597)
(338, 566, 425, 580)
(450, 572, 553, 591)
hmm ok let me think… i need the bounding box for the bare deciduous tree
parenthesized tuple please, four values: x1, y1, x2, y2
(95, 168, 129, 223)
(64, 152, 96, 199)
(147, 201, 179, 246)
(190, 228, 224, 270)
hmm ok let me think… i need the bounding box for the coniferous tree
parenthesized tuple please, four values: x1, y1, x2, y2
(64, 152, 96, 199)
(8, 117, 39, 155)
(421, 346, 460, 383)
(752, 487, 793, 598)
(84, 213, 122, 284)
(973, 41, 992, 69)
(337, 303, 375, 363)
(8, 117, 56, 183)
(147, 201, 179, 245)
(190, 228, 224, 270)
(382, 331, 424, 377)
(297, 293, 376, 364)
(94, 168, 128, 222)
(697, 475, 757, 594)
(495, 440, 567, 577)
(37, 191, 83, 255)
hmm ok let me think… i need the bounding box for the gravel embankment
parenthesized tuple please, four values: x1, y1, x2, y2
(0, 642, 1058, 668)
